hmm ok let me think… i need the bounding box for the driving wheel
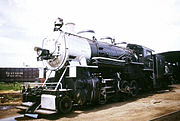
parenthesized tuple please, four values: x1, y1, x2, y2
(130, 80, 138, 97)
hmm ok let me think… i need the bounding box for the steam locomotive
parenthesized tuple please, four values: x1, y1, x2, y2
(17, 18, 170, 114)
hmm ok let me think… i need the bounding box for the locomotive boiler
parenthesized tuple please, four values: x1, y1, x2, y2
(17, 18, 168, 114)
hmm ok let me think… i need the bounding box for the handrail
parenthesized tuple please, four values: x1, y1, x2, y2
(54, 67, 67, 91)
(42, 70, 52, 87)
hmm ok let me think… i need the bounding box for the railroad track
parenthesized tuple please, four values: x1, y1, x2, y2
(150, 110, 180, 121)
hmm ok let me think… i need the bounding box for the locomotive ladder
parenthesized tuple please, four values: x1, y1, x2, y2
(99, 78, 115, 104)
(42, 67, 67, 90)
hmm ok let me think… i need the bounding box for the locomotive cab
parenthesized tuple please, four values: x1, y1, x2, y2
(127, 44, 154, 70)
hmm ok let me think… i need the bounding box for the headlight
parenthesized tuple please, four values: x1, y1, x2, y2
(34, 47, 43, 56)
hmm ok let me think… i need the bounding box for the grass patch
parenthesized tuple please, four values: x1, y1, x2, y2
(0, 82, 22, 91)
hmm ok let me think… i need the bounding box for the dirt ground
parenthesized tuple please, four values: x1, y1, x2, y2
(1, 84, 180, 121)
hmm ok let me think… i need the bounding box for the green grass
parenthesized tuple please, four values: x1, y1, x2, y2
(0, 82, 22, 91)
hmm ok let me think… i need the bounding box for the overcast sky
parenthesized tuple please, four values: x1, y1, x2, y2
(0, 0, 180, 67)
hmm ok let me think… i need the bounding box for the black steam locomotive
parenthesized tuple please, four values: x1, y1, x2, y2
(17, 18, 170, 114)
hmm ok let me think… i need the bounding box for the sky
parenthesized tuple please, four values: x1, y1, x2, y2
(0, 0, 180, 67)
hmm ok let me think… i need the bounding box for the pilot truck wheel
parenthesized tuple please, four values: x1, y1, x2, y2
(58, 96, 72, 114)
